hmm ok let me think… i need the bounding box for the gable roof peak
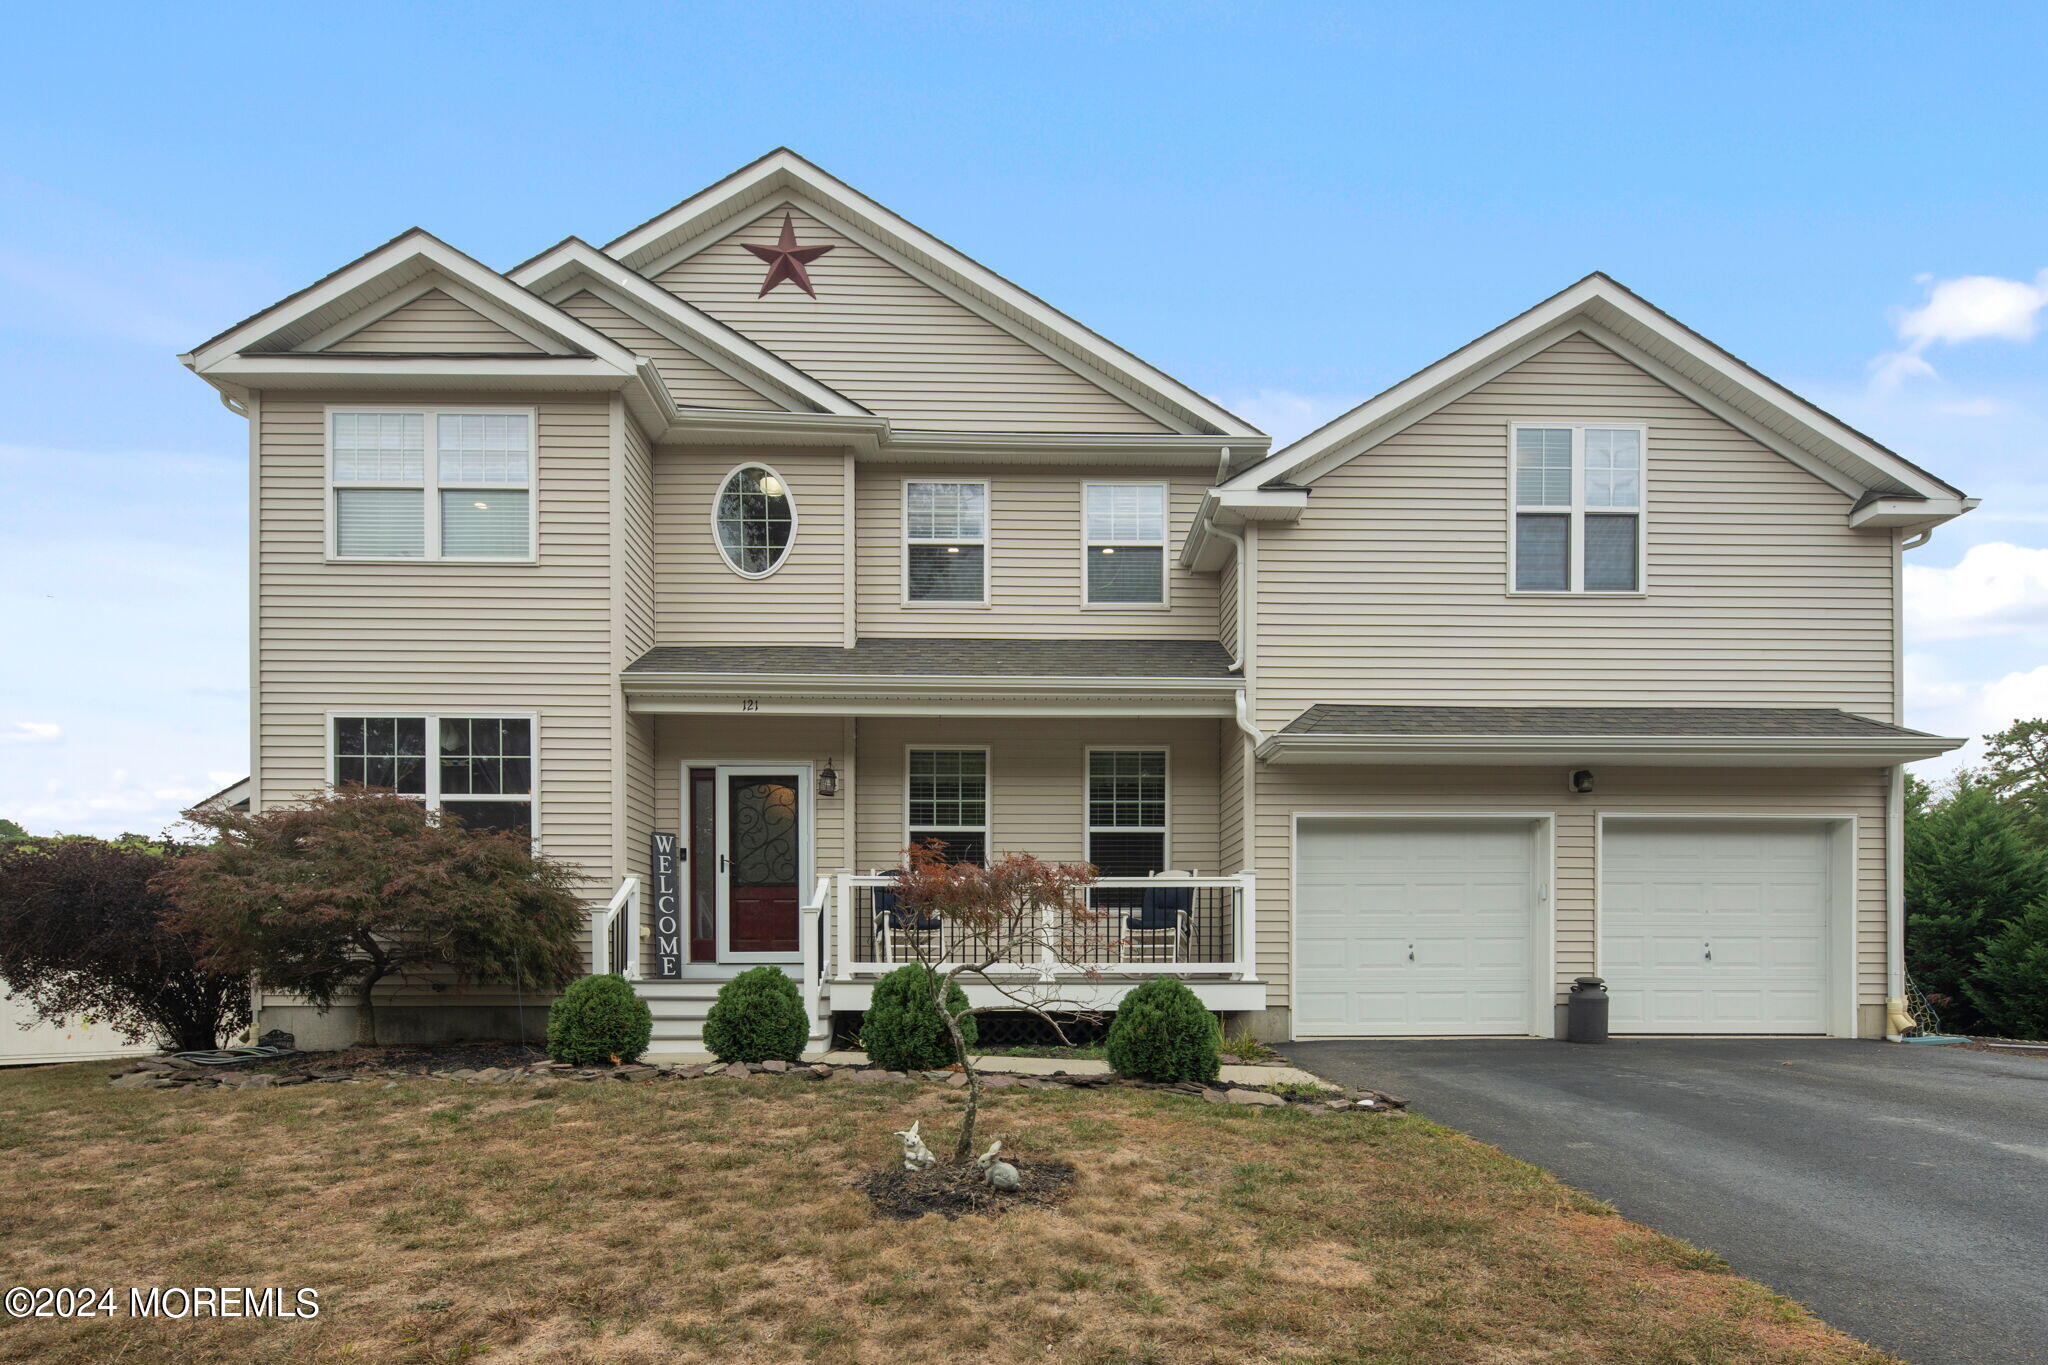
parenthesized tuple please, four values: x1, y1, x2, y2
(601, 150, 1265, 439)
(1220, 270, 1966, 523)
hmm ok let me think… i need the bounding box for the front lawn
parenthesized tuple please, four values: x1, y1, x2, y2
(0, 1062, 1893, 1364)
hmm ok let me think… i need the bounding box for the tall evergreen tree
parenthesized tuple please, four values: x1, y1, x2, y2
(1968, 898, 2048, 1040)
(1905, 775, 2048, 1034)
(1981, 718, 2048, 840)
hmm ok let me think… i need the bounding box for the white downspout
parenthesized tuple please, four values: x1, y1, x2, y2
(1886, 524, 1935, 1038)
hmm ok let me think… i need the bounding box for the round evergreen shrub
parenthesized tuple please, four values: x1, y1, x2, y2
(545, 973, 652, 1066)
(1105, 977, 1221, 1082)
(861, 963, 976, 1071)
(701, 964, 810, 1063)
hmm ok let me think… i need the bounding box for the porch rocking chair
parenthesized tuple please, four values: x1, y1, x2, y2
(1120, 877, 1194, 965)
(871, 881, 944, 964)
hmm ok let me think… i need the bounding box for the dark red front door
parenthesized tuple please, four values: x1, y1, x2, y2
(726, 774, 801, 954)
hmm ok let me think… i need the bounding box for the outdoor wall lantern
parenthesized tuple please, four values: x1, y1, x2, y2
(818, 761, 839, 797)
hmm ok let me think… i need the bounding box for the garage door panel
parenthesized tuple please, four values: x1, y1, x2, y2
(1296, 820, 1538, 1037)
(1603, 821, 1833, 1035)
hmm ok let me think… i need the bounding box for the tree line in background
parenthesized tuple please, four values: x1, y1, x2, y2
(1907, 718, 2048, 1040)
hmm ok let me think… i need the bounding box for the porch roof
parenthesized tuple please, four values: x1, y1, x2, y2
(622, 638, 1241, 716)
(1258, 704, 1963, 767)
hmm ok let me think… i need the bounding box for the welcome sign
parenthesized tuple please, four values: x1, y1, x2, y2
(649, 833, 683, 978)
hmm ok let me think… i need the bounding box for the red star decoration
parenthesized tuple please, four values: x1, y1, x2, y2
(743, 212, 835, 298)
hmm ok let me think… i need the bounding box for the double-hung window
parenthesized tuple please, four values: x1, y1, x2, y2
(906, 748, 988, 864)
(331, 409, 533, 560)
(1086, 749, 1168, 876)
(1511, 423, 1644, 593)
(1083, 483, 1167, 605)
(332, 713, 534, 837)
(904, 480, 988, 604)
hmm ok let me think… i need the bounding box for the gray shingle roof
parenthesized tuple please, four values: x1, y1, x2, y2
(625, 638, 1239, 680)
(1277, 705, 1940, 740)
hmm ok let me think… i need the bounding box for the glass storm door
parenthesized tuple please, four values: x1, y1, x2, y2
(716, 772, 804, 959)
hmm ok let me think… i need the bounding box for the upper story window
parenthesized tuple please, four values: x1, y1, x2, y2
(1511, 423, 1643, 593)
(1084, 483, 1167, 606)
(330, 409, 533, 560)
(904, 479, 988, 605)
(714, 464, 795, 577)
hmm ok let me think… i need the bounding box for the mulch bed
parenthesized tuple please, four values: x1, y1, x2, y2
(857, 1158, 1076, 1220)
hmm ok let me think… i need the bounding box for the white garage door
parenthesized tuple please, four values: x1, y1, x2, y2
(1601, 820, 1833, 1034)
(1296, 819, 1539, 1036)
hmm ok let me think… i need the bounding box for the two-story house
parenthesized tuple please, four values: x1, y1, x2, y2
(181, 149, 1968, 1051)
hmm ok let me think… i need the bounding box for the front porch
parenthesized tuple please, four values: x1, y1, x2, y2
(594, 870, 1261, 1050)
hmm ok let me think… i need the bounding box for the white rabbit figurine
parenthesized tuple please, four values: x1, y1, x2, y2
(976, 1140, 1022, 1191)
(895, 1120, 936, 1172)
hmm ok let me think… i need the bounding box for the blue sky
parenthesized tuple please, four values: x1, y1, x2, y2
(3, 2, 2044, 834)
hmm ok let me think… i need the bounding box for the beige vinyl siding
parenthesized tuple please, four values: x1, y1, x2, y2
(851, 718, 1222, 873)
(617, 413, 659, 907)
(656, 205, 1172, 433)
(1218, 727, 1247, 874)
(854, 466, 1218, 637)
(555, 290, 772, 410)
(1217, 549, 1239, 654)
(1249, 764, 1888, 1024)
(1253, 334, 1897, 729)
(253, 392, 616, 1004)
(653, 446, 849, 645)
(325, 289, 543, 354)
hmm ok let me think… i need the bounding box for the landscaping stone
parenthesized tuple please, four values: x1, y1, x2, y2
(807, 1064, 835, 1079)
(110, 1071, 167, 1089)
(723, 1062, 751, 1078)
(1224, 1088, 1284, 1107)
(946, 1072, 968, 1087)
(850, 1069, 894, 1083)
(760, 1059, 791, 1073)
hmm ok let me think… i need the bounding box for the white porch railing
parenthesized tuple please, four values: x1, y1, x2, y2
(590, 876, 641, 979)
(799, 875, 831, 1042)
(829, 872, 1255, 981)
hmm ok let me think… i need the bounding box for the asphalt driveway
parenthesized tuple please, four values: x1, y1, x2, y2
(1282, 1038, 2048, 1365)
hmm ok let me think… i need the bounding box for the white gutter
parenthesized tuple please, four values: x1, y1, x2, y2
(1256, 733, 1966, 767)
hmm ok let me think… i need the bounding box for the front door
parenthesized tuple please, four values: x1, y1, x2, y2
(716, 770, 805, 960)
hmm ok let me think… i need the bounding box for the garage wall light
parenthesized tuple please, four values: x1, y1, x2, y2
(1566, 769, 1595, 794)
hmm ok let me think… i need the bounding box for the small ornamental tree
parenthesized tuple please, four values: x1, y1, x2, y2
(701, 965, 809, 1063)
(888, 841, 1103, 1163)
(546, 974, 653, 1065)
(166, 787, 584, 1044)
(0, 835, 250, 1052)
(1105, 977, 1221, 1083)
(862, 963, 977, 1072)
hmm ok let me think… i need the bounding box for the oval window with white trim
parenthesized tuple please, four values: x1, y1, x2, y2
(713, 463, 796, 577)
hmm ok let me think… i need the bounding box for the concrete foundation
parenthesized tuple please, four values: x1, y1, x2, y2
(259, 1003, 553, 1051)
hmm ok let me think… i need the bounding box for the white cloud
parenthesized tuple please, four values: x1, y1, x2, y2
(1209, 388, 1364, 448)
(0, 722, 61, 744)
(1904, 541, 2048, 641)
(1872, 268, 2048, 388)
(1906, 654, 2048, 783)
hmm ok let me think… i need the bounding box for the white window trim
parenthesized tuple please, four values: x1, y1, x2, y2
(1080, 481, 1171, 610)
(325, 405, 540, 564)
(1505, 420, 1649, 597)
(709, 461, 799, 580)
(900, 477, 991, 608)
(1082, 745, 1173, 872)
(323, 709, 541, 843)
(903, 744, 992, 860)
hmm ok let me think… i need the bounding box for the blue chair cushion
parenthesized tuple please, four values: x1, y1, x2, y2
(1127, 886, 1191, 932)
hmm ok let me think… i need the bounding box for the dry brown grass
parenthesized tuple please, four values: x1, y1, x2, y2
(0, 1061, 1897, 1364)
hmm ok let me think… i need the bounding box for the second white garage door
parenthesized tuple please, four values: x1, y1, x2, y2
(1601, 820, 1835, 1034)
(1295, 818, 1541, 1037)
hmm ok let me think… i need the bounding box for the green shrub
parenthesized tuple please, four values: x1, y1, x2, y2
(545, 973, 652, 1065)
(1105, 977, 1220, 1082)
(861, 963, 976, 1071)
(701, 965, 810, 1063)
(1968, 897, 2048, 1040)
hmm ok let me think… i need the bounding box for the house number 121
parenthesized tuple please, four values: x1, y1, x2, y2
(739, 699, 759, 711)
